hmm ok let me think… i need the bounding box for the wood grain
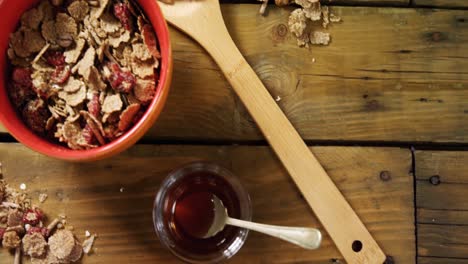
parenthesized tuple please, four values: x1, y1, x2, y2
(413, 0, 468, 8)
(1, 6, 468, 143)
(161, 1, 386, 262)
(328, 0, 408, 6)
(416, 151, 468, 262)
(0, 144, 414, 263)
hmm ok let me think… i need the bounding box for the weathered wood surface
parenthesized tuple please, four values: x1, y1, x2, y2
(322, 0, 409, 5)
(413, 0, 468, 8)
(1, 6, 468, 143)
(416, 151, 468, 263)
(0, 144, 414, 263)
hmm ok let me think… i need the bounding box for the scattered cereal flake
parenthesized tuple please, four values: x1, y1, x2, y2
(275, 96, 281, 102)
(68, 240, 83, 262)
(131, 60, 156, 78)
(19, 183, 26, 190)
(22, 232, 47, 258)
(303, 2, 321, 21)
(108, 29, 131, 48)
(2, 230, 21, 249)
(322, 6, 329, 28)
(100, 12, 121, 34)
(86, 66, 107, 91)
(41, 20, 57, 44)
(330, 13, 341, 23)
(85, 230, 91, 237)
(48, 230, 75, 259)
(132, 43, 152, 61)
(288, 9, 307, 38)
(58, 85, 87, 107)
(81, 111, 106, 145)
(25, 31, 46, 56)
(7, 209, 23, 227)
(91, 0, 110, 19)
(310, 31, 330, 45)
(21, 7, 44, 30)
(119, 187, 124, 193)
(64, 37, 86, 64)
(75, 46, 96, 76)
(134, 78, 156, 104)
(68, 0, 90, 21)
(63, 77, 83, 93)
(82, 234, 96, 254)
(22, 99, 50, 134)
(118, 103, 140, 131)
(38, 0, 54, 22)
(55, 13, 78, 38)
(102, 94, 123, 114)
(38, 193, 48, 203)
(96, 40, 108, 62)
(10, 30, 30, 58)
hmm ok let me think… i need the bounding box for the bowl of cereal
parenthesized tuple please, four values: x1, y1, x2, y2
(0, 0, 172, 161)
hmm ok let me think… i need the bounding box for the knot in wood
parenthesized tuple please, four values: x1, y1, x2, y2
(379, 171, 391, 182)
(429, 175, 441, 185)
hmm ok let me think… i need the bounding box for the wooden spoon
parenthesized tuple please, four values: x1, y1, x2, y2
(158, 1, 386, 263)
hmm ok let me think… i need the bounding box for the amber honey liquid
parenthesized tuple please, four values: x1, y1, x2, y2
(163, 171, 241, 254)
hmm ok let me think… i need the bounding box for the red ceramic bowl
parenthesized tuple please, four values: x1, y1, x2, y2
(0, 0, 172, 162)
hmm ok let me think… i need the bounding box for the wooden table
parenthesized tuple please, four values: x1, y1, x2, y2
(1, 1, 467, 263)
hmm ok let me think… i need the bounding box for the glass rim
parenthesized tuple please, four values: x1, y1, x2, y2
(153, 161, 252, 263)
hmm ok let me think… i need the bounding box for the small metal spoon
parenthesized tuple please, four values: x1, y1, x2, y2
(205, 195, 322, 250)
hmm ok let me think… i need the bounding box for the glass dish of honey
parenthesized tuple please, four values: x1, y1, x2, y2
(153, 161, 252, 263)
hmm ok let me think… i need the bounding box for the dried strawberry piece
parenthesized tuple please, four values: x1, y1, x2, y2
(12, 67, 33, 87)
(82, 124, 95, 145)
(142, 24, 161, 59)
(108, 63, 136, 93)
(27, 227, 49, 238)
(114, 3, 132, 30)
(51, 65, 71, 84)
(8, 83, 35, 108)
(44, 51, 65, 67)
(22, 99, 50, 134)
(131, 108, 146, 126)
(22, 209, 44, 226)
(118, 103, 140, 131)
(87, 94, 101, 118)
(0, 227, 5, 240)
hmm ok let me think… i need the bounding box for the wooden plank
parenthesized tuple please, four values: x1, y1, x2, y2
(413, 0, 468, 8)
(419, 257, 468, 264)
(1, 6, 467, 143)
(219, 0, 410, 6)
(327, 0, 408, 5)
(416, 151, 468, 262)
(0, 144, 414, 263)
(418, 224, 468, 259)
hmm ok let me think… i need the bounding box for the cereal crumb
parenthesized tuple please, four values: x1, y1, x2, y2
(38, 193, 48, 203)
(310, 31, 330, 45)
(48, 230, 75, 259)
(22, 232, 47, 258)
(2, 230, 21, 249)
(20, 183, 27, 190)
(82, 234, 96, 254)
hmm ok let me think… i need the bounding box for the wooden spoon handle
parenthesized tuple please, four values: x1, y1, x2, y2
(193, 26, 386, 263)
